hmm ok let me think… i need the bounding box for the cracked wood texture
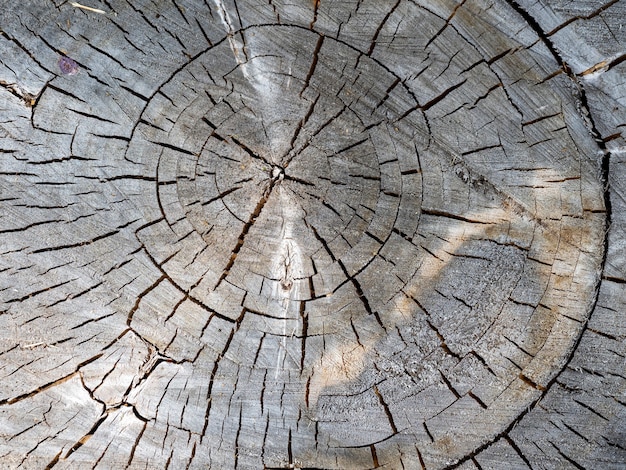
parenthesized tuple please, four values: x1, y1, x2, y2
(0, 0, 624, 469)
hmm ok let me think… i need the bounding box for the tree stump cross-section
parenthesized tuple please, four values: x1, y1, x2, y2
(0, 0, 622, 469)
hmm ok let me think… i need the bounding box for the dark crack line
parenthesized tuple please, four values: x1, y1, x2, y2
(300, 34, 324, 98)
(230, 135, 273, 166)
(373, 385, 398, 434)
(284, 94, 320, 166)
(214, 177, 277, 289)
(367, 0, 401, 56)
(306, 222, 385, 329)
(201, 309, 246, 441)
(310, 0, 320, 30)
(545, 0, 620, 36)
(0, 353, 102, 408)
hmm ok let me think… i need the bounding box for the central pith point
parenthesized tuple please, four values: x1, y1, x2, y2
(271, 165, 285, 181)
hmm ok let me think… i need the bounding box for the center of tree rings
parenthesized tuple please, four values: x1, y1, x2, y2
(123, 24, 605, 467)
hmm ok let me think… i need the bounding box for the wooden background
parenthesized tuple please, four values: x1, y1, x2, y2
(0, 0, 624, 468)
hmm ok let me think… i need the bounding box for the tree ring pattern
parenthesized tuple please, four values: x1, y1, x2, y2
(3, 10, 605, 469)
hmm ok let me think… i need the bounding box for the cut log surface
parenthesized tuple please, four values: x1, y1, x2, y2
(0, 0, 623, 469)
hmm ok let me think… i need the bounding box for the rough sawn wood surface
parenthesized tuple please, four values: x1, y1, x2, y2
(0, 0, 624, 468)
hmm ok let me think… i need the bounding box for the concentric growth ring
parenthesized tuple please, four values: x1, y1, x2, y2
(132, 26, 424, 321)
(1, 4, 607, 467)
(115, 24, 606, 467)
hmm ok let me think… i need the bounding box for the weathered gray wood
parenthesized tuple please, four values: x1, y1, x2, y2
(0, 0, 623, 468)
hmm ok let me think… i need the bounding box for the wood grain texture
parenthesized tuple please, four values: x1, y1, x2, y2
(0, 0, 623, 468)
